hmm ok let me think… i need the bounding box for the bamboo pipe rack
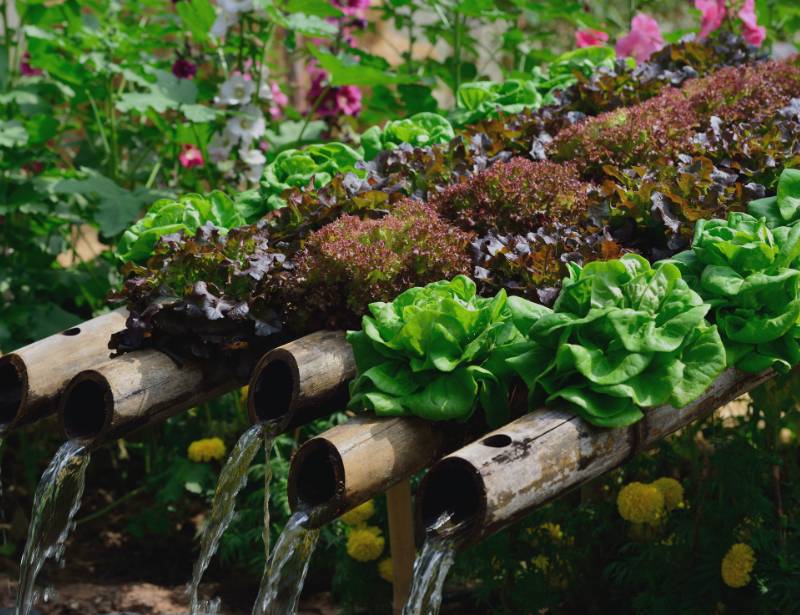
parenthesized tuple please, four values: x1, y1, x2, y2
(416, 367, 775, 546)
(58, 349, 246, 446)
(247, 330, 356, 429)
(0, 308, 128, 433)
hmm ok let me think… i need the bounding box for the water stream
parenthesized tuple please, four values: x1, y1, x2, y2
(15, 440, 91, 615)
(189, 422, 278, 615)
(251, 510, 320, 615)
(402, 514, 459, 615)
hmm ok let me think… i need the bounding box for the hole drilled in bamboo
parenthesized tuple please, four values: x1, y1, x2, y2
(481, 434, 511, 448)
(0, 358, 25, 428)
(61, 327, 81, 336)
(61, 377, 111, 440)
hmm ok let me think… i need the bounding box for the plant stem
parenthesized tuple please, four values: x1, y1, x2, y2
(76, 485, 147, 526)
(452, 10, 462, 95)
(295, 84, 330, 146)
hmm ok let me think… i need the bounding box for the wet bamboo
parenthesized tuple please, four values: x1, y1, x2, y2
(417, 367, 775, 546)
(247, 330, 356, 428)
(58, 348, 246, 446)
(0, 308, 128, 433)
(287, 415, 453, 528)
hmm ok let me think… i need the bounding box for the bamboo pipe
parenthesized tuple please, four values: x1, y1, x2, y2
(0, 308, 128, 433)
(58, 348, 245, 445)
(247, 330, 356, 429)
(287, 415, 453, 528)
(416, 367, 775, 546)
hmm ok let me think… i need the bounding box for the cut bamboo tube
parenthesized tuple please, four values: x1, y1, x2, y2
(58, 348, 245, 445)
(247, 330, 356, 428)
(288, 416, 451, 527)
(0, 308, 128, 433)
(387, 479, 415, 615)
(417, 367, 775, 546)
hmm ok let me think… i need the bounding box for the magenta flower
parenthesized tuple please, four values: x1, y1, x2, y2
(179, 144, 204, 169)
(172, 58, 197, 80)
(331, 0, 369, 19)
(615, 13, 665, 63)
(307, 68, 362, 117)
(268, 82, 289, 119)
(20, 52, 42, 77)
(575, 28, 609, 48)
(695, 0, 726, 39)
(738, 0, 766, 46)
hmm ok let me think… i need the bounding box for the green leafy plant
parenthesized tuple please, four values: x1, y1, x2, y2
(505, 254, 727, 427)
(347, 275, 541, 426)
(258, 142, 365, 214)
(360, 112, 455, 161)
(664, 210, 800, 372)
(116, 191, 246, 263)
(748, 167, 800, 228)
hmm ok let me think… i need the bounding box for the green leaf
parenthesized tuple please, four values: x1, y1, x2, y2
(0, 120, 28, 147)
(286, 0, 344, 16)
(176, 0, 216, 42)
(309, 46, 418, 87)
(182, 104, 218, 123)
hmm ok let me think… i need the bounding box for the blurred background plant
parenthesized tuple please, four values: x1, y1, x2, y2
(1, 0, 799, 612)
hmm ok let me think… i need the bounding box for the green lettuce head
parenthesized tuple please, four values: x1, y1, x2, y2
(259, 142, 365, 213)
(666, 211, 800, 373)
(360, 112, 455, 161)
(454, 80, 543, 124)
(116, 191, 246, 263)
(506, 254, 726, 427)
(346, 275, 544, 427)
(748, 167, 800, 228)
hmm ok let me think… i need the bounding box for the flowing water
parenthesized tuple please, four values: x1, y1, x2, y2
(402, 514, 460, 615)
(15, 440, 91, 615)
(251, 510, 320, 615)
(189, 422, 278, 615)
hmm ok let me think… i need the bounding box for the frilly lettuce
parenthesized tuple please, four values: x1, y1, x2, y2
(504, 254, 726, 427)
(360, 112, 455, 161)
(346, 275, 544, 427)
(259, 142, 365, 213)
(664, 211, 800, 373)
(116, 191, 246, 263)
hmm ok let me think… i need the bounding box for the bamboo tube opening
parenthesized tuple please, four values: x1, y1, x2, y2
(250, 357, 297, 423)
(289, 438, 343, 509)
(61, 374, 112, 440)
(418, 457, 485, 535)
(0, 357, 26, 429)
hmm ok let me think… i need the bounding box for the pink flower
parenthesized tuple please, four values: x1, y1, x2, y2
(307, 67, 362, 117)
(615, 13, 665, 63)
(172, 58, 197, 80)
(268, 82, 288, 119)
(575, 28, 609, 48)
(738, 0, 766, 46)
(179, 144, 204, 169)
(20, 52, 42, 77)
(695, 0, 726, 39)
(331, 0, 369, 19)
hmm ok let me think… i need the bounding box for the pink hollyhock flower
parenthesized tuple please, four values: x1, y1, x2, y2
(172, 58, 197, 80)
(179, 144, 204, 169)
(20, 52, 42, 77)
(307, 68, 362, 117)
(615, 13, 665, 63)
(575, 28, 609, 48)
(738, 0, 766, 46)
(268, 82, 288, 119)
(695, 0, 726, 39)
(331, 0, 369, 19)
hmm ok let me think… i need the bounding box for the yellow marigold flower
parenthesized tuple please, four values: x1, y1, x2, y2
(378, 557, 393, 583)
(721, 543, 756, 588)
(617, 482, 664, 526)
(539, 522, 564, 542)
(347, 525, 385, 562)
(187, 437, 226, 463)
(340, 500, 376, 526)
(652, 477, 684, 511)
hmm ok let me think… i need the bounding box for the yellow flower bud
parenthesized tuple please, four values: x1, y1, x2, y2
(187, 437, 227, 463)
(721, 543, 756, 588)
(617, 482, 664, 526)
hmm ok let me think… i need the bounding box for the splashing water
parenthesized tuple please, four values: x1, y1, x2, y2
(189, 422, 278, 615)
(15, 440, 91, 615)
(251, 511, 320, 615)
(402, 514, 459, 615)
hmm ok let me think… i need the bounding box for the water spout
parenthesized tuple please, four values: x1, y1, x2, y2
(402, 514, 460, 615)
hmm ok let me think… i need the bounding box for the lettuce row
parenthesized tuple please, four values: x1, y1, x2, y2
(116, 191, 246, 263)
(665, 209, 800, 373)
(360, 112, 455, 161)
(346, 276, 539, 427)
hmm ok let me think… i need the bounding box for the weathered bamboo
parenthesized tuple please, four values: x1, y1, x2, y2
(417, 368, 775, 546)
(0, 308, 128, 433)
(58, 348, 244, 445)
(288, 416, 451, 527)
(247, 330, 356, 428)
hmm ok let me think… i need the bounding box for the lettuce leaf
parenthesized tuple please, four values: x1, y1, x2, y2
(346, 275, 544, 427)
(360, 112, 455, 161)
(116, 191, 246, 263)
